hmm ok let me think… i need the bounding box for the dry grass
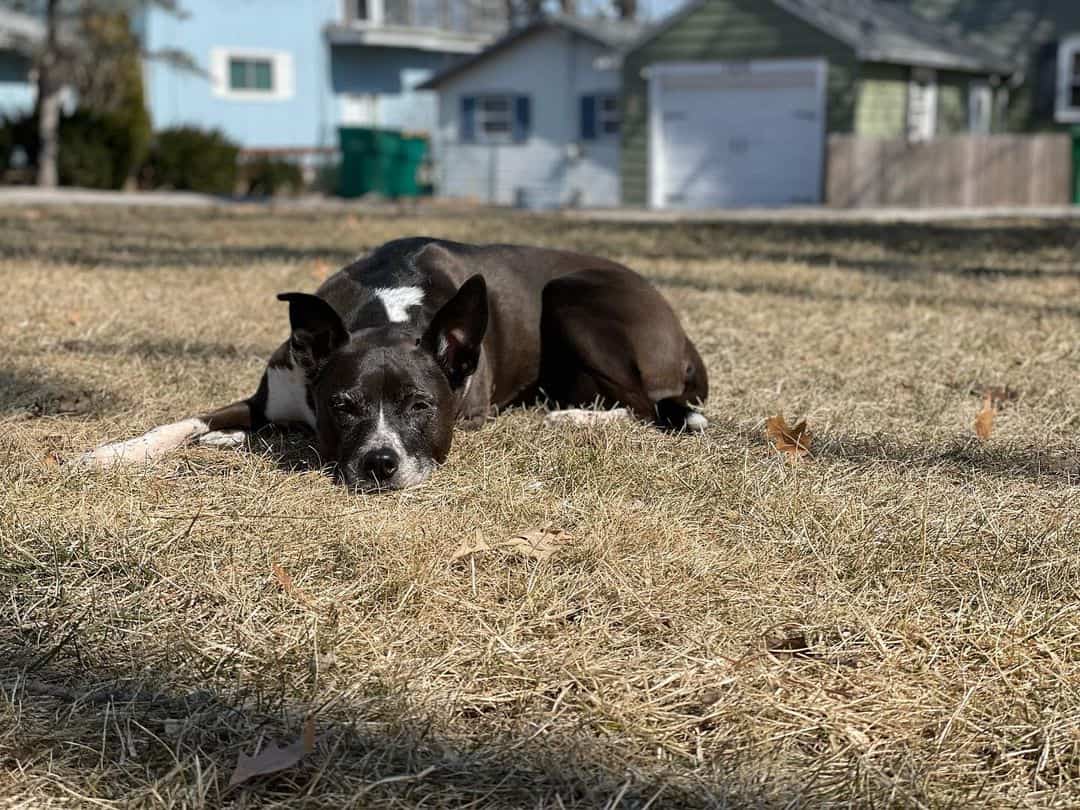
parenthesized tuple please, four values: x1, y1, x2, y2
(1, 205, 1079, 808)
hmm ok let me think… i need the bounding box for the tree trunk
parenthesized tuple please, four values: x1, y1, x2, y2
(36, 0, 61, 188)
(615, 0, 637, 20)
(559, 0, 575, 15)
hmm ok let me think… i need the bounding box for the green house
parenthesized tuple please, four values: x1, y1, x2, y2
(620, 0, 1016, 208)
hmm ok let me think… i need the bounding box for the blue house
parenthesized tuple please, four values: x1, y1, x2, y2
(141, 0, 507, 154)
(0, 7, 42, 117)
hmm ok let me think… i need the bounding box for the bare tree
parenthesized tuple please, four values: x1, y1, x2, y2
(2, 0, 193, 187)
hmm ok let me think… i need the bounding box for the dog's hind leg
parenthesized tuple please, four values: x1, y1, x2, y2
(538, 268, 708, 432)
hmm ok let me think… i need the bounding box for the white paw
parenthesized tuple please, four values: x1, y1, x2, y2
(544, 408, 631, 427)
(684, 412, 709, 432)
(197, 430, 247, 449)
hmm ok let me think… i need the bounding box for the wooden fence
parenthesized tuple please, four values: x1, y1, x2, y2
(827, 134, 1072, 208)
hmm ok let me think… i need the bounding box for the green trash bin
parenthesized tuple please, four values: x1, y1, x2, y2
(1072, 126, 1080, 205)
(338, 128, 404, 198)
(390, 136, 428, 198)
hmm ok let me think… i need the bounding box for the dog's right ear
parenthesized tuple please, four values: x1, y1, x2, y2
(277, 292, 348, 372)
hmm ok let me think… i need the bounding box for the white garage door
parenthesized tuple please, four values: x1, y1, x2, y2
(648, 60, 827, 209)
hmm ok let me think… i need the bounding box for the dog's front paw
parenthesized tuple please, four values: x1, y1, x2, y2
(197, 430, 247, 449)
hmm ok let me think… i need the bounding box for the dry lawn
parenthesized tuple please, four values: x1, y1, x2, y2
(1, 205, 1079, 808)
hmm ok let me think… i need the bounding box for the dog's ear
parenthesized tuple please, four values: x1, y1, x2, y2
(277, 292, 348, 372)
(421, 275, 488, 389)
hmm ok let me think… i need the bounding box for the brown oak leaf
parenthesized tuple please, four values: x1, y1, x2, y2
(228, 717, 315, 788)
(974, 396, 995, 442)
(766, 415, 813, 460)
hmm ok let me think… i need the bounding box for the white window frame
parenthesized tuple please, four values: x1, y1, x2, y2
(1055, 35, 1080, 123)
(907, 67, 938, 141)
(473, 94, 515, 143)
(209, 48, 294, 102)
(597, 93, 620, 136)
(968, 81, 993, 134)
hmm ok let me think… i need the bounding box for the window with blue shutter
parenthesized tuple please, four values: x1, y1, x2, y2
(513, 96, 531, 142)
(461, 96, 476, 142)
(580, 95, 597, 140)
(464, 95, 531, 143)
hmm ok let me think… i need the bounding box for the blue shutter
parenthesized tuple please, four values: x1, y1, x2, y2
(513, 96, 531, 143)
(580, 94, 597, 140)
(461, 96, 476, 142)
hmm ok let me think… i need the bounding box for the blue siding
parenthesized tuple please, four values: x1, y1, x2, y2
(0, 51, 34, 117)
(145, 0, 339, 149)
(144, 0, 466, 148)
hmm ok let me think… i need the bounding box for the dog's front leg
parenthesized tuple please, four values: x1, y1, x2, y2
(73, 399, 254, 469)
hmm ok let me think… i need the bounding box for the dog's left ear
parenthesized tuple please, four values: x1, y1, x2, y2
(277, 292, 348, 373)
(421, 275, 488, 389)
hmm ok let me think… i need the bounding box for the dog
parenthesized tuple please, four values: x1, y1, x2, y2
(77, 238, 708, 491)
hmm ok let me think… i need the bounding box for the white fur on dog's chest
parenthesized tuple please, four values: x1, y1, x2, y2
(264, 363, 317, 429)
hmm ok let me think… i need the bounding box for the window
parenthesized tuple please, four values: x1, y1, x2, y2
(229, 57, 273, 92)
(352, 0, 369, 21)
(460, 95, 531, 143)
(210, 49, 294, 101)
(581, 93, 619, 139)
(1056, 36, 1080, 122)
(907, 67, 937, 141)
(968, 81, 993, 134)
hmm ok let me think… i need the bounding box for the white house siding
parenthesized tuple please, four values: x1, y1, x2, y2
(434, 28, 621, 208)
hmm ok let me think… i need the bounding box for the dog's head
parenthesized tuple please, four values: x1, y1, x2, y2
(277, 276, 488, 492)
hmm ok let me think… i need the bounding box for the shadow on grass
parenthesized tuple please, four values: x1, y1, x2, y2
(57, 336, 274, 363)
(0, 648, 744, 808)
(711, 416, 1079, 485)
(0, 367, 128, 419)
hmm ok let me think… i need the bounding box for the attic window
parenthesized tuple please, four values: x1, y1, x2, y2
(1056, 36, 1080, 122)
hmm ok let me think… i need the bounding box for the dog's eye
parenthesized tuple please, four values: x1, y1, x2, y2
(410, 398, 433, 413)
(330, 393, 355, 413)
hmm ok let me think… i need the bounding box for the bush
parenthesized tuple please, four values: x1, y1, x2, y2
(240, 156, 303, 197)
(1, 109, 146, 189)
(143, 127, 239, 194)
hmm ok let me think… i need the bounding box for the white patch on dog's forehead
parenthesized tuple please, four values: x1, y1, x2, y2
(374, 286, 424, 323)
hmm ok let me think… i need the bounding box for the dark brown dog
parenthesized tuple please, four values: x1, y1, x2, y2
(78, 238, 708, 490)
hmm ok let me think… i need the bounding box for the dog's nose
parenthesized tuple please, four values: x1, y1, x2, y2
(361, 447, 399, 483)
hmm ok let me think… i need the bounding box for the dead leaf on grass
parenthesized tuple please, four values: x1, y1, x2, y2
(503, 527, 572, 561)
(450, 531, 493, 562)
(310, 260, 332, 283)
(450, 528, 571, 562)
(975, 396, 995, 442)
(272, 563, 313, 607)
(765, 415, 812, 460)
(66, 311, 82, 326)
(972, 385, 1019, 409)
(227, 716, 315, 789)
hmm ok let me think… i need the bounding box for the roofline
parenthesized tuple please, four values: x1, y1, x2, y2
(418, 15, 617, 90)
(622, 0, 1013, 75)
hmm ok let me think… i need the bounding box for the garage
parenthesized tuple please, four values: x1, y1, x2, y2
(647, 59, 827, 209)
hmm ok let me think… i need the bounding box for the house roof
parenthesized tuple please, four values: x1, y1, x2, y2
(418, 14, 647, 90)
(626, 0, 1013, 74)
(898, 0, 1080, 68)
(0, 7, 44, 53)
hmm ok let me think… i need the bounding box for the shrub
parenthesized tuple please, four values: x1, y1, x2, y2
(240, 156, 303, 197)
(1, 109, 146, 189)
(143, 127, 239, 194)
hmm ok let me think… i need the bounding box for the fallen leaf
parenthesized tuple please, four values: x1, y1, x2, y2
(310, 260, 332, 282)
(41, 452, 61, 467)
(765, 415, 813, 460)
(228, 717, 315, 789)
(66, 311, 82, 326)
(503, 527, 571, 561)
(977, 385, 1019, 409)
(450, 531, 492, 562)
(975, 396, 995, 442)
(272, 563, 313, 607)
